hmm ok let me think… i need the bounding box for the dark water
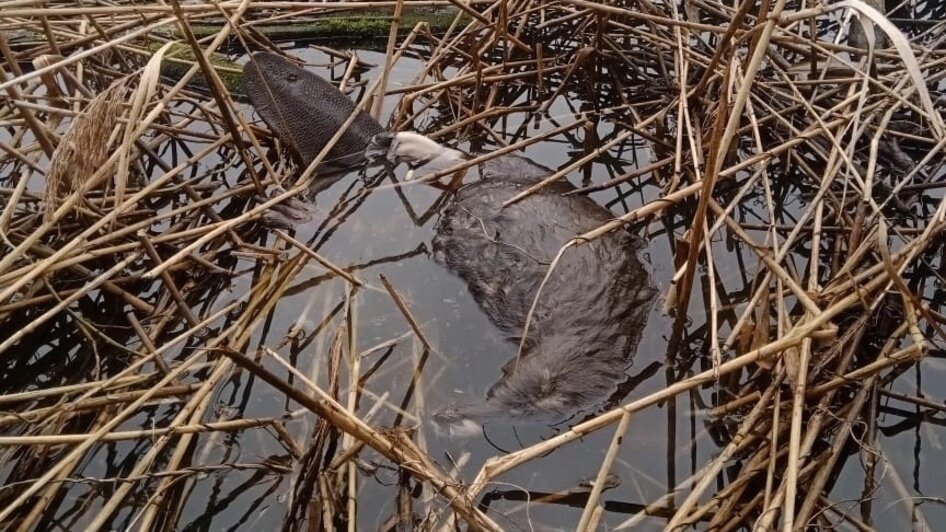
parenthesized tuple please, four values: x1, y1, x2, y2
(3, 41, 946, 531)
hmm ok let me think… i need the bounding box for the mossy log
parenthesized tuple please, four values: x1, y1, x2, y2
(184, 8, 462, 46)
(6, 9, 462, 95)
(156, 8, 464, 93)
(148, 42, 245, 95)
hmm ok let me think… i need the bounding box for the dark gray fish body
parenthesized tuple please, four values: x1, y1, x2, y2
(432, 157, 655, 428)
(242, 52, 382, 170)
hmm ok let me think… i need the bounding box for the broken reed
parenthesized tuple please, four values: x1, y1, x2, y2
(0, 0, 945, 530)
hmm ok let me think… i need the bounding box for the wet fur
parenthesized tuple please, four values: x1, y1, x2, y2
(432, 157, 656, 426)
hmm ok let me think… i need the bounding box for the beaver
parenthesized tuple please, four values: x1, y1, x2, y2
(242, 51, 656, 434)
(425, 155, 655, 434)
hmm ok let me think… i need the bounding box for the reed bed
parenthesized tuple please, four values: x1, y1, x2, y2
(1, 0, 946, 530)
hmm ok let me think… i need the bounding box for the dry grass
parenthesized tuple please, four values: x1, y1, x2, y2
(1, 0, 946, 530)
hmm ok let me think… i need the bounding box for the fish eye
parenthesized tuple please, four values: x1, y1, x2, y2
(286, 73, 298, 83)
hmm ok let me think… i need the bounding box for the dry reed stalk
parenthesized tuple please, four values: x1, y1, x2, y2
(2, 0, 945, 529)
(219, 347, 503, 531)
(275, 229, 363, 286)
(665, 377, 784, 529)
(0, 320, 242, 523)
(0, 417, 284, 445)
(576, 412, 631, 530)
(373, 0, 405, 119)
(379, 273, 434, 352)
(96, 248, 312, 529)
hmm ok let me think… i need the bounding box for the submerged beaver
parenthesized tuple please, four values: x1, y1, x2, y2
(243, 52, 656, 434)
(427, 155, 655, 434)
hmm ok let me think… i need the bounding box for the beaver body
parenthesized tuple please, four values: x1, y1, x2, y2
(431, 156, 655, 428)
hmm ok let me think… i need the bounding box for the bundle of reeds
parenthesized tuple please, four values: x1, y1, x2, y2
(1, 0, 945, 530)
